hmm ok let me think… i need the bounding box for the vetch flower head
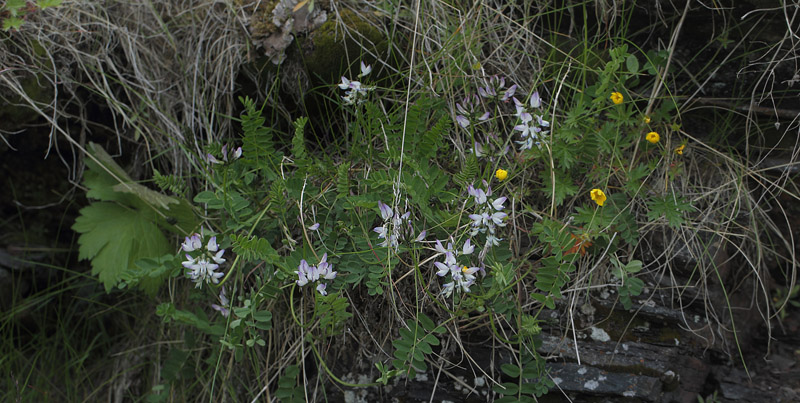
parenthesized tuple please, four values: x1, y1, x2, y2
(455, 94, 490, 129)
(432, 239, 480, 297)
(296, 253, 337, 295)
(610, 92, 624, 105)
(495, 168, 508, 181)
(373, 201, 413, 251)
(181, 233, 226, 287)
(478, 76, 516, 102)
(185, 258, 224, 287)
(467, 183, 507, 257)
(339, 65, 375, 105)
(646, 131, 660, 144)
(590, 189, 607, 207)
(675, 144, 686, 155)
(512, 92, 549, 151)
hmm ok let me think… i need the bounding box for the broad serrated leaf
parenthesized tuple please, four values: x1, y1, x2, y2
(72, 202, 168, 294)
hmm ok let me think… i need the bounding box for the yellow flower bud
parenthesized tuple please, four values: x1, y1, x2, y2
(643, 115, 651, 124)
(675, 144, 686, 155)
(590, 189, 607, 207)
(495, 168, 508, 181)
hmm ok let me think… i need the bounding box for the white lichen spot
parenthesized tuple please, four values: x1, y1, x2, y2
(694, 315, 701, 323)
(577, 367, 588, 375)
(674, 338, 680, 346)
(598, 375, 607, 381)
(664, 370, 676, 380)
(644, 300, 656, 307)
(622, 343, 629, 351)
(344, 391, 356, 403)
(600, 290, 610, 299)
(441, 400, 455, 403)
(590, 326, 611, 342)
(623, 391, 636, 397)
(584, 379, 599, 390)
(415, 372, 429, 382)
(474, 376, 486, 387)
(552, 377, 563, 385)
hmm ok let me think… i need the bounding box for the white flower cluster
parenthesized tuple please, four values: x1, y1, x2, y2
(181, 233, 226, 288)
(296, 253, 337, 296)
(433, 239, 481, 297)
(467, 183, 507, 250)
(513, 91, 550, 150)
(339, 61, 374, 105)
(373, 200, 425, 251)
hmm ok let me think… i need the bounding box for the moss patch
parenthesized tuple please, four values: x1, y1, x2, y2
(302, 9, 388, 84)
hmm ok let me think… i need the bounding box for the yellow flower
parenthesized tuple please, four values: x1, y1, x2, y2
(646, 131, 660, 144)
(675, 144, 686, 155)
(590, 189, 607, 207)
(610, 92, 624, 105)
(495, 168, 508, 181)
(643, 115, 651, 124)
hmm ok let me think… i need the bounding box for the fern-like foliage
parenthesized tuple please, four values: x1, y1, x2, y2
(336, 161, 350, 199)
(230, 233, 280, 264)
(453, 154, 479, 187)
(152, 169, 186, 196)
(414, 114, 449, 161)
(291, 116, 309, 166)
(314, 293, 353, 336)
(239, 96, 280, 179)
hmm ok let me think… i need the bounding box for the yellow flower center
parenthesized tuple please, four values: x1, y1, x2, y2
(610, 92, 624, 105)
(462, 266, 469, 273)
(646, 131, 660, 144)
(495, 169, 508, 181)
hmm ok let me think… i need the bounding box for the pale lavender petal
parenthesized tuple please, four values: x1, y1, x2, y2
(339, 77, 351, 90)
(434, 261, 449, 276)
(206, 236, 218, 252)
(530, 91, 541, 108)
(377, 201, 393, 221)
(462, 239, 474, 255)
(492, 197, 507, 211)
(360, 61, 372, 76)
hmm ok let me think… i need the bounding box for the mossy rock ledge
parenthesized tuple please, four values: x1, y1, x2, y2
(244, 1, 388, 84)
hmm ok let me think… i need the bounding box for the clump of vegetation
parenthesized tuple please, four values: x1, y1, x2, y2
(2, 1, 799, 401)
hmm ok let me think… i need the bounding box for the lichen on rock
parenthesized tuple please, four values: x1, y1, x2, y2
(244, 0, 330, 65)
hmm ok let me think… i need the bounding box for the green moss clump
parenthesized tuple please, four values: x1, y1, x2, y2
(303, 9, 388, 84)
